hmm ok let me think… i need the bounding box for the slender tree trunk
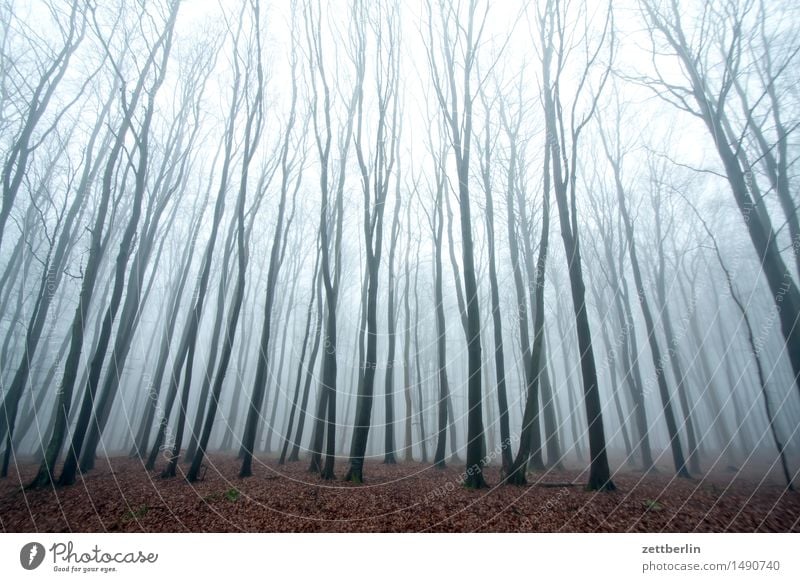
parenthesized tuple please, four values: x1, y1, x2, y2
(604, 153, 688, 479)
(187, 2, 266, 479)
(431, 173, 450, 469)
(130, 198, 204, 459)
(601, 228, 654, 471)
(264, 271, 300, 453)
(382, 167, 402, 465)
(401, 204, 414, 462)
(592, 285, 633, 462)
(538, 339, 563, 469)
(289, 272, 324, 463)
(478, 106, 512, 473)
(500, 111, 544, 475)
(507, 135, 551, 485)
(280, 254, 321, 464)
(0, 5, 85, 252)
(0, 87, 111, 473)
(412, 242, 428, 463)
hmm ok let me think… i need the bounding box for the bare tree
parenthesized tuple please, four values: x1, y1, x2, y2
(476, 85, 513, 474)
(425, 0, 489, 489)
(638, 0, 800, 397)
(239, 0, 302, 477)
(304, 0, 359, 479)
(346, 0, 401, 483)
(597, 117, 690, 478)
(538, 0, 615, 490)
(0, 2, 86, 252)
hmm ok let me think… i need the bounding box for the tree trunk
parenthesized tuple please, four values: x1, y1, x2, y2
(599, 131, 688, 478)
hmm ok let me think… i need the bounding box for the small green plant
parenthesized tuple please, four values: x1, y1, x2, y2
(121, 504, 149, 523)
(643, 499, 663, 512)
(224, 487, 240, 502)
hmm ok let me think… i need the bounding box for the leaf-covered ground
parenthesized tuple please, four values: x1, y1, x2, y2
(1, 455, 797, 532)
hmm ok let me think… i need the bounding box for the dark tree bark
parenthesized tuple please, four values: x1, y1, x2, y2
(239, 8, 300, 475)
(541, 0, 615, 490)
(187, 0, 267, 482)
(640, 0, 800, 399)
(0, 4, 85, 252)
(304, 0, 358, 480)
(383, 154, 402, 465)
(1, 81, 112, 479)
(598, 127, 689, 479)
(426, 0, 488, 489)
(477, 92, 512, 474)
(81, 62, 208, 472)
(280, 250, 321, 464)
(60, 7, 178, 486)
(346, 0, 400, 482)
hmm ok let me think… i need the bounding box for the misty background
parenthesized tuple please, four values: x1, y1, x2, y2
(0, 0, 798, 491)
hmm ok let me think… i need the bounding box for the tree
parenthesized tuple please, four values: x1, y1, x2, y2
(638, 0, 800, 397)
(539, 0, 615, 490)
(425, 0, 489, 489)
(1, 85, 112, 483)
(145, 5, 245, 474)
(304, 0, 359, 479)
(383, 139, 403, 464)
(684, 196, 795, 491)
(346, 0, 401, 483)
(185, 0, 269, 482)
(597, 116, 690, 478)
(0, 2, 86, 253)
(584, 161, 654, 470)
(239, 0, 301, 477)
(648, 159, 702, 474)
(476, 86, 513, 474)
(59, 1, 179, 486)
(81, 44, 212, 473)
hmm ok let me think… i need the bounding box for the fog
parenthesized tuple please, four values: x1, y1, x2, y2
(0, 0, 798, 494)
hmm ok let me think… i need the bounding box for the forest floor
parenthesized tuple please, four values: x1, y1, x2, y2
(1, 454, 798, 532)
